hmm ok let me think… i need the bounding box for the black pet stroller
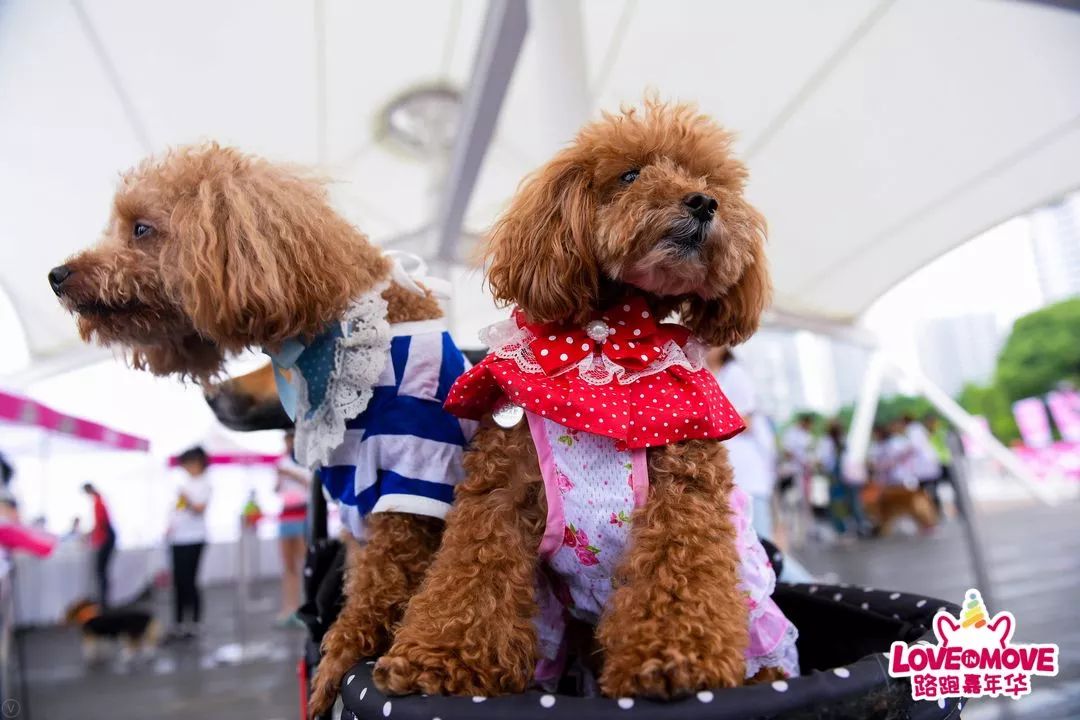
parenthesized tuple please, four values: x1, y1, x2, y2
(296, 474, 965, 720)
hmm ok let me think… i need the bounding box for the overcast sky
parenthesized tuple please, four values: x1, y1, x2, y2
(862, 215, 1045, 373)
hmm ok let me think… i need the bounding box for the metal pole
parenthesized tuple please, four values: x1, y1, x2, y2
(307, 470, 326, 546)
(842, 351, 886, 483)
(433, 0, 529, 264)
(947, 432, 996, 610)
(886, 357, 1058, 505)
(235, 518, 248, 656)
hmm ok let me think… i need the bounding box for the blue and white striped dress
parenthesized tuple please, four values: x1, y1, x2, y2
(319, 321, 477, 538)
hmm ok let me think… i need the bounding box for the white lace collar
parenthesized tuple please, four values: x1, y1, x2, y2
(289, 281, 392, 469)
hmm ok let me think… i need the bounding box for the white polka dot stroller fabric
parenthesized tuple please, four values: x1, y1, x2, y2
(338, 583, 964, 720)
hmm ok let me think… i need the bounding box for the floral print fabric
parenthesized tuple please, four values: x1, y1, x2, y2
(528, 414, 799, 683)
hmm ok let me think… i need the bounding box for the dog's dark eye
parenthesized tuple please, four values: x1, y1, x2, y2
(132, 222, 154, 240)
(620, 169, 640, 184)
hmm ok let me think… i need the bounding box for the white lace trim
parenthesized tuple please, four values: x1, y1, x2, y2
(293, 281, 391, 469)
(745, 622, 800, 679)
(479, 317, 706, 387)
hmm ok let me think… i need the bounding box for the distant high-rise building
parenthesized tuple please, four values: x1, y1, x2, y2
(915, 314, 1001, 396)
(1030, 192, 1080, 304)
(737, 328, 806, 421)
(738, 329, 869, 421)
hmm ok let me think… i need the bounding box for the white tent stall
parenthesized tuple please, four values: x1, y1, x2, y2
(1, 0, 1078, 376)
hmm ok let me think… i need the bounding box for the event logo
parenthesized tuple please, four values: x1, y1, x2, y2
(888, 589, 1058, 700)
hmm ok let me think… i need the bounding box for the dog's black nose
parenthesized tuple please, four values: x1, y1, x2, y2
(684, 193, 718, 221)
(48, 265, 73, 296)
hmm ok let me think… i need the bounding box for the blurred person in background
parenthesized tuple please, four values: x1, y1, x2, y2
(925, 414, 962, 519)
(820, 421, 869, 541)
(709, 349, 814, 582)
(275, 430, 309, 627)
(0, 451, 12, 488)
(62, 516, 82, 542)
(81, 483, 116, 606)
(779, 413, 816, 540)
(781, 413, 816, 491)
(707, 348, 776, 539)
(167, 446, 212, 641)
(904, 413, 942, 517)
(877, 420, 937, 536)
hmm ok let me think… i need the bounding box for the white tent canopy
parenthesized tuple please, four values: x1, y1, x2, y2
(2, 0, 1079, 378)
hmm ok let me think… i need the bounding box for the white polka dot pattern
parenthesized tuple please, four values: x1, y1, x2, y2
(444, 333, 745, 448)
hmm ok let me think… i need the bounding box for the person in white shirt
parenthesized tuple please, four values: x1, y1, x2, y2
(877, 421, 936, 535)
(781, 415, 816, 481)
(168, 446, 212, 640)
(709, 349, 816, 583)
(709, 348, 775, 539)
(904, 413, 943, 513)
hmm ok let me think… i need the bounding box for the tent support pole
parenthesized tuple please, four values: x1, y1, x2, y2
(840, 351, 1060, 609)
(842, 352, 885, 483)
(433, 0, 528, 265)
(884, 358, 1057, 506)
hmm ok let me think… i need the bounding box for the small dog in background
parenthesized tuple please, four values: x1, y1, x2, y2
(64, 597, 161, 664)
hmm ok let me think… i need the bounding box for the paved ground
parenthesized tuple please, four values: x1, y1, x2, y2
(798, 496, 1080, 720)
(15, 579, 305, 720)
(12, 495, 1079, 720)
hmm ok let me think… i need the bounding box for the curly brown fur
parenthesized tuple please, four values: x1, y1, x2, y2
(379, 100, 778, 698)
(310, 514, 443, 715)
(484, 98, 770, 345)
(374, 422, 546, 696)
(597, 440, 747, 697)
(52, 143, 390, 380)
(49, 144, 450, 716)
(382, 283, 443, 324)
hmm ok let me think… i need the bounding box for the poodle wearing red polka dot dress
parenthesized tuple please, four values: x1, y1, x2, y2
(374, 100, 799, 699)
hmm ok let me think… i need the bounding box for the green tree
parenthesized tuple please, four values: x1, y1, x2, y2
(957, 381, 1020, 444)
(995, 297, 1080, 402)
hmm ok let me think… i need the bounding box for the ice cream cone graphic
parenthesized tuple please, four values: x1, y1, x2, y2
(961, 589, 989, 629)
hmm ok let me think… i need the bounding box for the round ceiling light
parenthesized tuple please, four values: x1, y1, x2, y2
(379, 83, 463, 158)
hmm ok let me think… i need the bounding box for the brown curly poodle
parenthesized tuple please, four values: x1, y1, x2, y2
(374, 100, 782, 699)
(47, 145, 447, 715)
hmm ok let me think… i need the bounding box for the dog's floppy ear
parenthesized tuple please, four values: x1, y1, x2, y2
(484, 152, 598, 324)
(166, 153, 389, 349)
(680, 203, 770, 346)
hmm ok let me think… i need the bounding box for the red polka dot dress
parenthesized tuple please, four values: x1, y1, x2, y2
(444, 295, 745, 448)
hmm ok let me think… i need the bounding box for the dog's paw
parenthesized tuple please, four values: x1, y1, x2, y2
(373, 649, 517, 697)
(372, 652, 460, 696)
(600, 652, 743, 700)
(308, 666, 342, 718)
(746, 666, 787, 685)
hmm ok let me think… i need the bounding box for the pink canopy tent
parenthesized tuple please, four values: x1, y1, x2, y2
(0, 389, 148, 452)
